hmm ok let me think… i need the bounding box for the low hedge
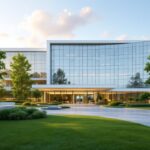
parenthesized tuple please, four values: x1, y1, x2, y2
(126, 103, 150, 107)
(61, 106, 70, 109)
(49, 101, 63, 105)
(0, 107, 47, 120)
(108, 101, 123, 106)
(22, 102, 37, 107)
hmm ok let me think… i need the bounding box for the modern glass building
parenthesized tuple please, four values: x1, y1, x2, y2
(2, 41, 150, 103)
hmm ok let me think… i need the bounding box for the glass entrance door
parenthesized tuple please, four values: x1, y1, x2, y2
(75, 95, 83, 104)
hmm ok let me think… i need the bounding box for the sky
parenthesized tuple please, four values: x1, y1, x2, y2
(0, 0, 150, 48)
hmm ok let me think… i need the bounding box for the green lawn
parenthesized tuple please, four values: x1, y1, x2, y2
(0, 115, 150, 150)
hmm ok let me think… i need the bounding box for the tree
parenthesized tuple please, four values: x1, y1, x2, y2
(10, 53, 33, 101)
(0, 51, 6, 94)
(52, 68, 68, 84)
(127, 72, 144, 88)
(0, 51, 6, 80)
(31, 89, 42, 101)
(139, 92, 150, 101)
(145, 55, 150, 84)
(96, 93, 103, 101)
(32, 72, 40, 78)
(0, 86, 6, 99)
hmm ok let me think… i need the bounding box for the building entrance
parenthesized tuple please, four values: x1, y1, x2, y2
(75, 95, 84, 103)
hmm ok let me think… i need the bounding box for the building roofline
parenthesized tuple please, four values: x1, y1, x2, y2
(32, 84, 113, 89)
(0, 48, 46, 52)
(47, 40, 150, 45)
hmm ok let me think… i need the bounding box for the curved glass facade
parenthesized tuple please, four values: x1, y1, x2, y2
(50, 41, 150, 88)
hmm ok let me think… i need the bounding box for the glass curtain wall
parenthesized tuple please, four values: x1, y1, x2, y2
(51, 41, 150, 88)
(4, 51, 47, 79)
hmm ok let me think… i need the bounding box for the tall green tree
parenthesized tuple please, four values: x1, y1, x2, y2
(0, 86, 6, 99)
(52, 68, 68, 84)
(145, 55, 150, 84)
(0, 51, 6, 96)
(0, 51, 6, 80)
(10, 53, 33, 101)
(96, 93, 103, 102)
(127, 72, 144, 88)
(31, 89, 42, 101)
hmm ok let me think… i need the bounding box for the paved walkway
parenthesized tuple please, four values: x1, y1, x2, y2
(45, 106, 150, 126)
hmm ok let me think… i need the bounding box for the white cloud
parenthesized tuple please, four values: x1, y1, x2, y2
(0, 7, 95, 48)
(19, 6, 94, 40)
(11, 6, 95, 47)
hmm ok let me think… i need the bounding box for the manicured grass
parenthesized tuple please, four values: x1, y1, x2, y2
(0, 115, 150, 150)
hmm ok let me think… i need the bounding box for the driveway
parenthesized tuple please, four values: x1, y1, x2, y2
(45, 105, 150, 126)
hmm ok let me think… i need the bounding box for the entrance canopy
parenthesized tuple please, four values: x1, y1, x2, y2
(32, 84, 112, 92)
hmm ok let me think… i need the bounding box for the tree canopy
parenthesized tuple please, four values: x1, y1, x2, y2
(52, 68, 69, 84)
(10, 53, 33, 101)
(0, 51, 6, 80)
(127, 72, 144, 88)
(144, 55, 150, 85)
(31, 89, 42, 101)
(139, 92, 150, 101)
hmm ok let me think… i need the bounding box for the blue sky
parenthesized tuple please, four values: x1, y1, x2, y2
(0, 0, 150, 47)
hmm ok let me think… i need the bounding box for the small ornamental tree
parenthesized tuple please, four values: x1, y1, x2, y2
(127, 72, 144, 88)
(97, 93, 103, 101)
(52, 68, 68, 84)
(0, 51, 6, 80)
(145, 55, 150, 85)
(139, 92, 150, 101)
(10, 53, 33, 101)
(32, 89, 42, 102)
(0, 86, 6, 99)
(0, 51, 6, 97)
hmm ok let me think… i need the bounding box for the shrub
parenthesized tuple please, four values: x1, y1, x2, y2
(22, 102, 37, 107)
(0, 107, 47, 120)
(30, 103, 37, 106)
(61, 106, 70, 109)
(126, 103, 150, 107)
(139, 93, 150, 101)
(0, 109, 11, 120)
(8, 110, 27, 120)
(50, 101, 62, 105)
(30, 110, 47, 119)
(109, 101, 123, 106)
(22, 101, 31, 106)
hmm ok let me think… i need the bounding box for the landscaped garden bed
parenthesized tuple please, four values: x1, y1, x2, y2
(0, 107, 47, 120)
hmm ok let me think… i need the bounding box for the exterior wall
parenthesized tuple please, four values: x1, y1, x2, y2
(2, 41, 150, 103)
(47, 40, 150, 89)
(1, 48, 47, 87)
